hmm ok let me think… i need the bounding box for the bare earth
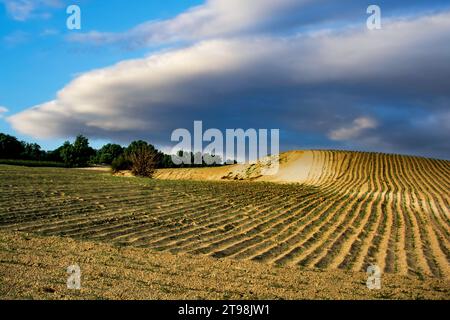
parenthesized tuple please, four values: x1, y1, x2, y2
(1, 231, 448, 300)
(1, 150, 449, 299)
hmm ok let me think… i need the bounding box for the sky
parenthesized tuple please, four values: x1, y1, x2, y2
(1, 0, 449, 159)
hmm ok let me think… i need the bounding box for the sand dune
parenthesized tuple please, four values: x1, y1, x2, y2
(154, 150, 318, 183)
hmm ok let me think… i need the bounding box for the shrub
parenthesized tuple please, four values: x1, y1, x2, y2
(127, 145, 158, 178)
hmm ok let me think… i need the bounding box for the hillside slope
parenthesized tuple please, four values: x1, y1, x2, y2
(155, 150, 450, 186)
(1, 150, 448, 283)
(155, 150, 450, 278)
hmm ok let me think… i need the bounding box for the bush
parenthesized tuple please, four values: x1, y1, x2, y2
(127, 145, 158, 178)
(111, 155, 132, 173)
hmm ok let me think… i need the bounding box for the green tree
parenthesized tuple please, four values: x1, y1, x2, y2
(59, 141, 75, 167)
(0, 133, 25, 159)
(59, 135, 95, 167)
(93, 143, 124, 164)
(45, 146, 64, 162)
(21, 143, 43, 160)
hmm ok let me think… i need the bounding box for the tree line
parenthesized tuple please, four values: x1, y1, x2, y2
(0, 133, 226, 170)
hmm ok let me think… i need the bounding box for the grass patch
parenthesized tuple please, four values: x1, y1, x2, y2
(0, 159, 66, 168)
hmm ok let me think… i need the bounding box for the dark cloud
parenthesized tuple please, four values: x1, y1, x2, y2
(67, 0, 450, 48)
(7, 3, 450, 160)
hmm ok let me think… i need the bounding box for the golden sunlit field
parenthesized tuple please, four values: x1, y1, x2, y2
(1, 150, 449, 299)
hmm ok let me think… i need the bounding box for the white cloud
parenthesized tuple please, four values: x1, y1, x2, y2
(7, 11, 450, 158)
(68, 0, 311, 46)
(0, 106, 9, 118)
(329, 117, 379, 141)
(1, 0, 63, 21)
(10, 12, 450, 134)
(68, 0, 450, 49)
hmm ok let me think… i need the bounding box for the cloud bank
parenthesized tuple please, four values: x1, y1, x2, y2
(67, 0, 450, 47)
(7, 1, 450, 159)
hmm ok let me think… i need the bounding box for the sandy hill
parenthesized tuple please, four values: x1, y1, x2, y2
(154, 150, 450, 278)
(155, 150, 450, 187)
(154, 150, 313, 183)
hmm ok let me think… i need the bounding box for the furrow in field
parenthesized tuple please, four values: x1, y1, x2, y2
(413, 159, 450, 231)
(250, 152, 368, 264)
(311, 154, 386, 270)
(405, 158, 450, 278)
(186, 194, 308, 256)
(98, 192, 287, 245)
(293, 152, 377, 268)
(0, 192, 174, 224)
(202, 152, 352, 260)
(404, 158, 446, 276)
(225, 191, 342, 261)
(164, 190, 327, 255)
(10, 194, 193, 233)
(58, 198, 226, 240)
(201, 192, 331, 259)
(375, 154, 397, 274)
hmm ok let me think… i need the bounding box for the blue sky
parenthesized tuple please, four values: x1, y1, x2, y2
(1, 1, 450, 159)
(0, 0, 202, 148)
